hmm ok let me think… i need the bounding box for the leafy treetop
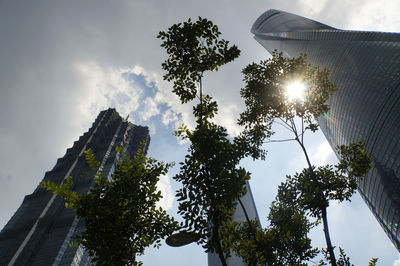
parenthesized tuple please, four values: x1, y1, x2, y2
(286, 141, 372, 219)
(239, 51, 337, 147)
(158, 17, 240, 103)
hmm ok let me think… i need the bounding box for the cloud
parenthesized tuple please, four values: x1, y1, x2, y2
(156, 174, 174, 211)
(212, 103, 243, 136)
(293, 0, 400, 33)
(73, 61, 209, 144)
(162, 108, 181, 128)
(310, 140, 336, 166)
(73, 62, 147, 120)
(298, 0, 328, 17)
(345, 0, 400, 32)
(73, 62, 185, 129)
(393, 256, 400, 266)
(139, 97, 160, 121)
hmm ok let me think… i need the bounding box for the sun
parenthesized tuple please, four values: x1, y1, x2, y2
(285, 82, 306, 101)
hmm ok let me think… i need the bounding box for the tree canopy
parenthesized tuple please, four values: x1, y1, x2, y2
(41, 146, 178, 265)
(239, 51, 372, 265)
(158, 17, 240, 104)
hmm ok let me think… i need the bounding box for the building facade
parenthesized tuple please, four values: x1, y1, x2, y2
(251, 9, 400, 251)
(0, 108, 150, 265)
(208, 182, 260, 266)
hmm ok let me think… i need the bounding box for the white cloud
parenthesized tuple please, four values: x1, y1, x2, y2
(310, 140, 336, 166)
(298, 0, 328, 17)
(394, 256, 400, 266)
(73, 62, 144, 122)
(139, 97, 160, 121)
(345, 1, 400, 32)
(212, 103, 243, 137)
(154, 84, 196, 131)
(162, 108, 180, 128)
(73, 61, 202, 144)
(156, 174, 174, 211)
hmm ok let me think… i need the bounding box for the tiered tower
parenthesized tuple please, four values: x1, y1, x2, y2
(0, 108, 150, 265)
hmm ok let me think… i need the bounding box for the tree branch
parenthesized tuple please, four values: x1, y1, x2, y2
(238, 198, 257, 239)
(291, 118, 298, 136)
(264, 138, 296, 143)
(278, 118, 292, 130)
(274, 119, 293, 131)
(301, 117, 305, 145)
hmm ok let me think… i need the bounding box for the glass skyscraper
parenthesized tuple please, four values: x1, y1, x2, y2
(251, 9, 400, 251)
(0, 108, 150, 265)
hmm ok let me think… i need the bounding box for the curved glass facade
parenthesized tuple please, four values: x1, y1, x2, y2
(252, 9, 400, 251)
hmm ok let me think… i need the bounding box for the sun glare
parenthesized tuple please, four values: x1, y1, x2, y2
(285, 82, 306, 101)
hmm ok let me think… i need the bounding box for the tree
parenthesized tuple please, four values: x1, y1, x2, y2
(158, 17, 252, 266)
(41, 145, 178, 266)
(282, 141, 371, 265)
(239, 52, 372, 265)
(221, 180, 318, 265)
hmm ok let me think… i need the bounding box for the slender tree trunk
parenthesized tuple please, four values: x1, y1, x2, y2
(322, 207, 337, 266)
(199, 75, 203, 123)
(296, 137, 313, 169)
(212, 217, 228, 266)
(200, 77, 203, 106)
(198, 76, 225, 266)
(238, 198, 257, 240)
(295, 136, 337, 266)
(238, 198, 257, 266)
(215, 234, 227, 266)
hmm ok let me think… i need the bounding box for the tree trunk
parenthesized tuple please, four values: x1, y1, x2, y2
(238, 198, 257, 266)
(296, 136, 337, 266)
(212, 222, 228, 266)
(238, 198, 257, 240)
(322, 206, 337, 266)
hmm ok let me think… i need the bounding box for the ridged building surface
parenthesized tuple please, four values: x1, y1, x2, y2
(208, 182, 260, 266)
(252, 9, 400, 251)
(0, 108, 150, 265)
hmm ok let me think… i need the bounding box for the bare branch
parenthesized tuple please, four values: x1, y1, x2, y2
(291, 118, 298, 136)
(274, 119, 293, 131)
(264, 138, 296, 143)
(278, 118, 294, 132)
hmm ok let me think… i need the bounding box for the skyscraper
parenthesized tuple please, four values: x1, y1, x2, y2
(251, 9, 400, 251)
(0, 108, 150, 265)
(208, 182, 260, 266)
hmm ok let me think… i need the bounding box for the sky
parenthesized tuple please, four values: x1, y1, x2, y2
(0, 0, 399, 265)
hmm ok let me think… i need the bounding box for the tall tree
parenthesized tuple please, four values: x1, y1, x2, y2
(41, 146, 178, 265)
(158, 17, 252, 265)
(239, 52, 372, 265)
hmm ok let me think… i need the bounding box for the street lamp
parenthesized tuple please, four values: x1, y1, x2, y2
(166, 231, 200, 247)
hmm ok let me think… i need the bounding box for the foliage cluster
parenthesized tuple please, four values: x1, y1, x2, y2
(221, 180, 318, 265)
(158, 17, 240, 104)
(41, 146, 178, 265)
